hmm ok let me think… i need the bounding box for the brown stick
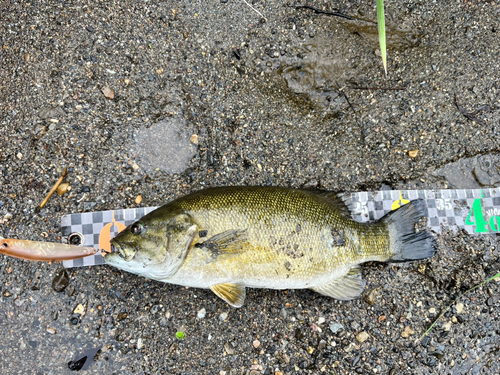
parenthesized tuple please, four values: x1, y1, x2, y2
(349, 86, 406, 91)
(37, 167, 67, 211)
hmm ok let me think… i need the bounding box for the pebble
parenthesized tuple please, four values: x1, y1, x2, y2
(17, 152, 23, 160)
(408, 150, 419, 158)
(451, 316, 458, 323)
(344, 342, 356, 353)
(364, 288, 379, 305)
(3, 290, 12, 297)
(356, 331, 369, 343)
(57, 183, 70, 196)
(197, 308, 206, 319)
(135, 195, 142, 204)
(317, 316, 325, 324)
(253, 339, 261, 348)
(329, 322, 343, 334)
(46, 327, 57, 334)
(401, 326, 414, 338)
(428, 307, 436, 314)
(73, 304, 86, 315)
(190, 134, 199, 145)
(102, 86, 115, 99)
(52, 269, 69, 292)
(455, 303, 464, 314)
(219, 312, 228, 321)
(117, 312, 128, 321)
(137, 338, 144, 349)
(442, 321, 452, 331)
(224, 341, 234, 354)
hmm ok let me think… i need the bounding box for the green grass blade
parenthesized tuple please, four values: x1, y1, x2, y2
(376, 0, 387, 75)
(419, 270, 500, 341)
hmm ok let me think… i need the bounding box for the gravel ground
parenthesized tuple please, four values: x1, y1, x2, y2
(1, 0, 499, 374)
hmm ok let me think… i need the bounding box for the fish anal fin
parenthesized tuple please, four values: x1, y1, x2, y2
(310, 266, 366, 300)
(210, 283, 246, 308)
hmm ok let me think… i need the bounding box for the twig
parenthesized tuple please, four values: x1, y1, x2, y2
(242, 0, 266, 21)
(36, 167, 67, 211)
(295, 4, 356, 21)
(419, 270, 500, 341)
(349, 86, 406, 91)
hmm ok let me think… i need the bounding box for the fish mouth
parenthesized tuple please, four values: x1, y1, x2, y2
(108, 241, 136, 262)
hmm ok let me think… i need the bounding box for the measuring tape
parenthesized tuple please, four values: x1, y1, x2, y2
(62, 188, 500, 268)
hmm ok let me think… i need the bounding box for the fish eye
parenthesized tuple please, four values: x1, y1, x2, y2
(130, 222, 144, 235)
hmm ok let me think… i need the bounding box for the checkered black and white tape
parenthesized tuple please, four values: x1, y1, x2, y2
(62, 188, 500, 268)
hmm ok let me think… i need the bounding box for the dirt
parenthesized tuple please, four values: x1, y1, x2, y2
(0, 0, 499, 374)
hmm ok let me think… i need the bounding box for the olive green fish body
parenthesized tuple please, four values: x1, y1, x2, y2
(106, 187, 435, 307)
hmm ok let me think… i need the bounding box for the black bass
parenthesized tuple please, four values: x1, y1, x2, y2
(105, 186, 435, 307)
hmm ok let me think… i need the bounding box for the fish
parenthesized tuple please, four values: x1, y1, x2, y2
(0, 238, 98, 261)
(104, 186, 436, 307)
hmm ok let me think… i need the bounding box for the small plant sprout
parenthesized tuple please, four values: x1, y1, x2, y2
(175, 331, 185, 340)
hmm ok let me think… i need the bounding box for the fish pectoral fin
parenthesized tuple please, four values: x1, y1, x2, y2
(210, 283, 246, 308)
(197, 229, 248, 262)
(310, 266, 366, 300)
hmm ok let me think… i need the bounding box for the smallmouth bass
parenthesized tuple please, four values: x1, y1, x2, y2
(105, 186, 435, 307)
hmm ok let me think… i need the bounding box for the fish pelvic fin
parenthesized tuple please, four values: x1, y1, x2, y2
(195, 229, 248, 262)
(310, 266, 366, 300)
(210, 283, 246, 308)
(382, 199, 437, 262)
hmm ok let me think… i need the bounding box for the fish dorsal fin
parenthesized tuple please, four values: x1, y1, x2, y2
(210, 283, 246, 308)
(195, 229, 248, 262)
(302, 190, 352, 217)
(310, 266, 366, 300)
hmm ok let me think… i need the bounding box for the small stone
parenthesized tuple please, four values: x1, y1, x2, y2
(401, 326, 414, 338)
(117, 312, 128, 321)
(24, 52, 30, 62)
(197, 308, 206, 319)
(219, 312, 228, 321)
(442, 321, 452, 331)
(364, 288, 379, 305)
(46, 327, 56, 334)
(253, 339, 260, 348)
(356, 331, 369, 343)
(307, 346, 314, 354)
(344, 342, 356, 353)
(17, 152, 23, 160)
(57, 183, 70, 196)
(73, 303, 86, 316)
(3, 290, 12, 297)
(428, 307, 436, 314)
(455, 303, 464, 314)
(224, 341, 234, 354)
(451, 316, 458, 323)
(156, 68, 164, 75)
(102, 86, 115, 99)
(190, 134, 199, 145)
(137, 338, 144, 349)
(135, 195, 142, 204)
(52, 269, 69, 292)
(124, 78, 130, 86)
(408, 150, 418, 158)
(329, 322, 343, 334)
(317, 317, 325, 324)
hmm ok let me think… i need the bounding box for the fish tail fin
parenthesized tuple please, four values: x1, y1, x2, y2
(382, 199, 436, 262)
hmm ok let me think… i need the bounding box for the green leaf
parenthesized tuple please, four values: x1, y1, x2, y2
(376, 0, 387, 75)
(175, 331, 185, 340)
